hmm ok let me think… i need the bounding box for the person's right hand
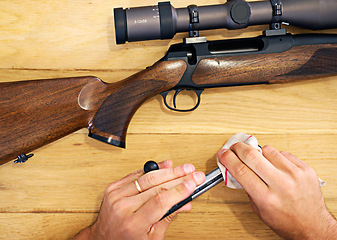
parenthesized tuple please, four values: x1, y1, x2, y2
(218, 143, 337, 240)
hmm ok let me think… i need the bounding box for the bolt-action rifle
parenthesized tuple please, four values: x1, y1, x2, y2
(1, 0, 337, 166)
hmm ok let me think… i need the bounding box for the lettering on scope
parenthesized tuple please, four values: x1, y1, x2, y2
(134, 19, 148, 24)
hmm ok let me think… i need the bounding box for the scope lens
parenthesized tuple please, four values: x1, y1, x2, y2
(114, 2, 177, 44)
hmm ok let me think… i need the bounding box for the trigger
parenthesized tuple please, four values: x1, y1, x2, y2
(173, 89, 183, 109)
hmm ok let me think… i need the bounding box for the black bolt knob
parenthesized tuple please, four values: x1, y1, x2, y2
(144, 160, 159, 173)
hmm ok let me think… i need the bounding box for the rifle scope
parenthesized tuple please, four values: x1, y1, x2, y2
(114, 0, 337, 44)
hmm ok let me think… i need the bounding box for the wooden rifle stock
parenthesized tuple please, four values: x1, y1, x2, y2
(1, 35, 337, 166)
(193, 44, 337, 85)
(0, 60, 187, 165)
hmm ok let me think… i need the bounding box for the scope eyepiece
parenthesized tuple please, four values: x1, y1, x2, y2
(114, 8, 127, 44)
(114, 2, 177, 44)
(114, 0, 337, 44)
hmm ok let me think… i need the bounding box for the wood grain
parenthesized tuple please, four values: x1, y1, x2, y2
(0, 76, 106, 165)
(192, 44, 337, 85)
(0, 0, 336, 239)
(89, 60, 187, 146)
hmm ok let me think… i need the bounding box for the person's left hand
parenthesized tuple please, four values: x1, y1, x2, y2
(74, 160, 205, 240)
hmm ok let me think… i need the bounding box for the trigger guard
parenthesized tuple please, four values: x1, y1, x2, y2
(160, 91, 173, 110)
(160, 89, 204, 112)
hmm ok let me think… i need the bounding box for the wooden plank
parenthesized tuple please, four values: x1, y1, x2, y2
(2, 211, 337, 240)
(1, 133, 336, 212)
(1, 0, 337, 239)
(0, 213, 96, 240)
(0, 211, 279, 240)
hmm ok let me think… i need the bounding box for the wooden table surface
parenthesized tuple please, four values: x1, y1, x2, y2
(1, 0, 337, 239)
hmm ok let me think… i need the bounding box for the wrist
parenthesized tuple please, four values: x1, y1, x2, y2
(320, 213, 337, 240)
(306, 211, 337, 240)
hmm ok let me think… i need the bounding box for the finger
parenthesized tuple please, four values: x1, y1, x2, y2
(105, 169, 144, 195)
(175, 202, 193, 213)
(105, 160, 170, 195)
(218, 148, 268, 198)
(148, 203, 192, 240)
(230, 142, 280, 185)
(158, 160, 172, 169)
(127, 171, 205, 211)
(146, 160, 172, 171)
(148, 216, 173, 240)
(134, 180, 196, 231)
(262, 145, 298, 172)
(121, 163, 196, 197)
(280, 151, 308, 168)
(138, 163, 196, 191)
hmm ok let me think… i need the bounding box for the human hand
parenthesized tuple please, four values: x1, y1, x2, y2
(74, 160, 205, 240)
(218, 143, 337, 240)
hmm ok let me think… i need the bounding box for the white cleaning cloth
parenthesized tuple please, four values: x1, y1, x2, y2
(216, 133, 326, 189)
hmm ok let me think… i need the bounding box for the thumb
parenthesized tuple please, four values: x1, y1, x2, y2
(148, 202, 192, 240)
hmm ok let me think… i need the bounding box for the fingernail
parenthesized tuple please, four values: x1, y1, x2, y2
(163, 160, 169, 166)
(217, 148, 227, 158)
(193, 172, 205, 184)
(183, 164, 195, 174)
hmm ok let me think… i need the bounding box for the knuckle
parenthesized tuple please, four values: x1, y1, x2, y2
(244, 148, 260, 162)
(220, 149, 232, 161)
(104, 184, 113, 197)
(165, 213, 176, 223)
(125, 170, 142, 180)
(106, 194, 116, 206)
(303, 166, 318, 180)
(262, 144, 271, 151)
(134, 169, 144, 175)
(111, 199, 129, 216)
(235, 164, 249, 178)
(157, 186, 169, 194)
(111, 200, 123, 212)
(173, 163, 194, 177)
(104, 181, 120, 196)
(172, 166, 181, 177)
(232, 142, 242, 148)
(143, 173, 158, 188)
(154, 192, 169, 209)
(291, 165, 316, 183)
(218, 150, 235, 166)
(106, 187, 125, 206)
(264, 144, 275, 151)
(244, 149, 258, 162)
(308, 167, 318, 177)
(230, 142, 243, 151)
(262, 145, 274, 154)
